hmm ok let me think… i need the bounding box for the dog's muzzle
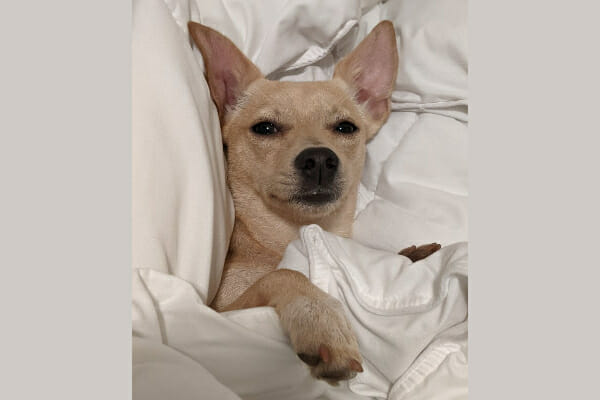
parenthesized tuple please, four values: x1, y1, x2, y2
(293, 147, 340, 205)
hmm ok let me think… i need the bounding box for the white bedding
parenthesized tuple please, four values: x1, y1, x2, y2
(132, 0, 468, 398)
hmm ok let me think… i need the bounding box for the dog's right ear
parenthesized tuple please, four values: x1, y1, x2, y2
(188, 22, 263, 123)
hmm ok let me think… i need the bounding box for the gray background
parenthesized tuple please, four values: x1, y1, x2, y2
(1, 0, 598, 398)
(0, 1, 131, 399)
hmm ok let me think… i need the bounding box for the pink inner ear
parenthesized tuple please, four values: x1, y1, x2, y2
(208, 68, 243, 117)
(357, 87, 388, 121)
(335, 22, 398, 122)
(221, 70, 238, 110)
(353, 41, 396, 99)
(355, 54, 394, 120)
(190, 23, 262, 118)
(209, 38, 243, 110)
(356, 87, 371, 104)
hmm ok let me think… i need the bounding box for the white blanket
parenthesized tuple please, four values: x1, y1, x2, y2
(132, 0, 468, 399)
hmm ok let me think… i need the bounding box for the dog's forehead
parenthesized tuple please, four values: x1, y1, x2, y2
(245, 79, 357, 117)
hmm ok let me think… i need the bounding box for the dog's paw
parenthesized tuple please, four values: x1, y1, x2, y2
(399, 243, 441, 262)
(279, 295, 363, 386)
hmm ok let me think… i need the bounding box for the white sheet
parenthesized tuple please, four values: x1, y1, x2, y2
(132, 0, 468, 398)
(279, 225, 468, 399)
(133, 226, 468, 399)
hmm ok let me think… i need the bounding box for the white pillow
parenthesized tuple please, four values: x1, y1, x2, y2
(133, 0, 234, 303)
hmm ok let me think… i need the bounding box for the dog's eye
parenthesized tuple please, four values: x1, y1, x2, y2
(251, 121, 279, 135)
(334, 121, 358, 134)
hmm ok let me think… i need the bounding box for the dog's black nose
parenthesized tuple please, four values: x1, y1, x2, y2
(294, 147, 339, 187)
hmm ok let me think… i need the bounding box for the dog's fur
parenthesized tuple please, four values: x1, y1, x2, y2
(188, 20, 435, 384)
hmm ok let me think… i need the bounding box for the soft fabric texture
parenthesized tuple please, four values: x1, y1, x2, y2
(132, 0, 468, 398)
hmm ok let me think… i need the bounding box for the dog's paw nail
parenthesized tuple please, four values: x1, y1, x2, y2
(297, 353, 321, 366)
(318, 370, 347, 382)
(319, 344, 331, 363)
(349, 359, 363, 372)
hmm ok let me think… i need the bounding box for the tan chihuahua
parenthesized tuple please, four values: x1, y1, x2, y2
(188, 20, 439, 385)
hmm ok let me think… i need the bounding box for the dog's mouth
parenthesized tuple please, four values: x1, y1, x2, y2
(291, 187, 340, 206)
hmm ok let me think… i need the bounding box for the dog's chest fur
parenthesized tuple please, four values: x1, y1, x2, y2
(210, 184, 358, 311)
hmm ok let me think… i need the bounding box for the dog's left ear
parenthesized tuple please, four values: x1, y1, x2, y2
(334, 21, 398, 135)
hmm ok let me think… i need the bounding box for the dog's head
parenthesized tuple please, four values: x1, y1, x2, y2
(189, 21, 398, 222)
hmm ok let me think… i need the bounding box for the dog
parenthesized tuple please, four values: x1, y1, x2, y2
(188, 20, 440, 385)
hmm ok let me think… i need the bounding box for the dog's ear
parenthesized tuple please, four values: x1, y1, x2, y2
(334, 21, 398, 133)
(188, 22, 263, 123)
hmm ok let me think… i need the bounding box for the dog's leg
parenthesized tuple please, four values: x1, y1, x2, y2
(398, 243, 442, 262)
(223, 269, 363, 385)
